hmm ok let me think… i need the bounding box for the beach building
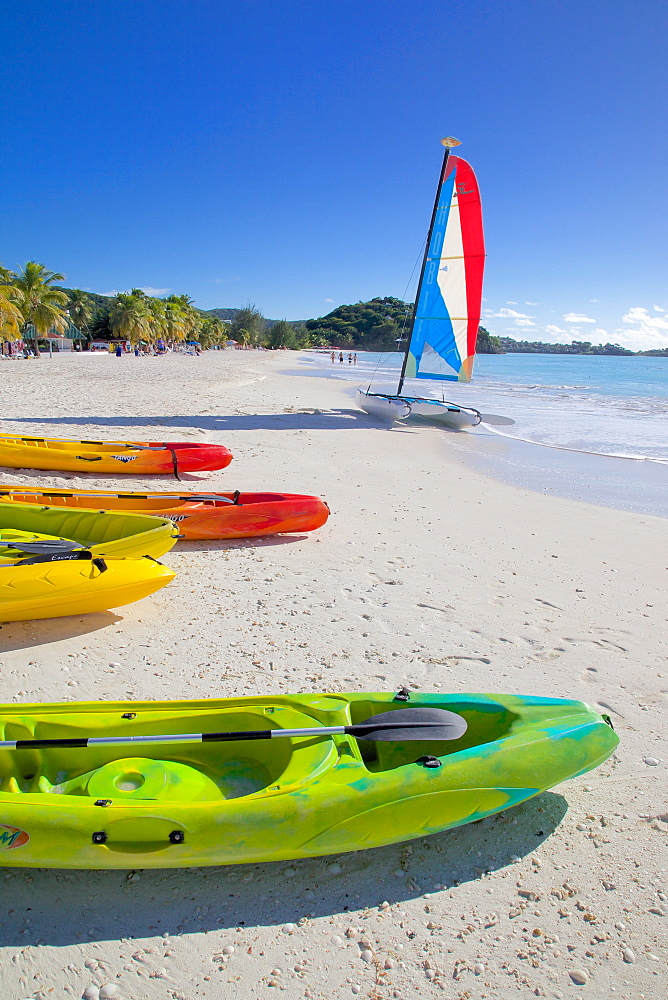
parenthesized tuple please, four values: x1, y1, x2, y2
(15, 319, 86, 353)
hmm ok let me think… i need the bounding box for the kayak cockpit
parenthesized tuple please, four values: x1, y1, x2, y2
(0, 706, 337, 803)
(351, 698, 520, 771)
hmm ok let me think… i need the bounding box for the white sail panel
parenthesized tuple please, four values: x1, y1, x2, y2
(405, 155, 485, 383)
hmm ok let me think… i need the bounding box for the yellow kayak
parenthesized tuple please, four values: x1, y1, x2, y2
(0, 501, 178, 560)
(0, 503, 177, 622)
(0, 554, 175, 622)
(0, 691, 617, 868)
(0, 431, 232, 475)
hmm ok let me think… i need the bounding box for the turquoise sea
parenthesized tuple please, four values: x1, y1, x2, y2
(300, 351, 668, 516)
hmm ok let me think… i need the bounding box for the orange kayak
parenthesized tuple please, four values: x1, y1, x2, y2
(0, 488, 330, 540)
(0, 433, 232, 477)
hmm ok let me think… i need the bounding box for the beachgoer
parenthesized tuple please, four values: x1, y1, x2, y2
(134, 346, 140, 356)
(348, 353, 353, 364)
(353, 353, 357, 365)
(330, 351, 336, 364)
(115, 345, 122, 357)
(339, 352, 344, 363)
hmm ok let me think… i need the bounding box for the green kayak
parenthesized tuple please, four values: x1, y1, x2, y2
(0, 500, 177, 561)
(0, 691, 618, 868)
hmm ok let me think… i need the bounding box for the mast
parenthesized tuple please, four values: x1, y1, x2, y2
(397, 136, 461, 396)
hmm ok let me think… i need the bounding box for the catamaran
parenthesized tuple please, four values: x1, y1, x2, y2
(356, 137, 485, 428)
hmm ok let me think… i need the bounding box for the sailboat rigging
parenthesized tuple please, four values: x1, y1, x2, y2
(356, 137, 486, 428)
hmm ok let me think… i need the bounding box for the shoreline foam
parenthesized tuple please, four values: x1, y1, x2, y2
(292, 351, 668, 517)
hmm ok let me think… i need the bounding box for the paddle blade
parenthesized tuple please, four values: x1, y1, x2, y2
(5, 539, 83, 555)
(479, 413, 515, 426)
(350, 707, 467, 742)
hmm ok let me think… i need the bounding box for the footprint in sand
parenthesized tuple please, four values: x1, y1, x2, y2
(565, 637, 628, 654)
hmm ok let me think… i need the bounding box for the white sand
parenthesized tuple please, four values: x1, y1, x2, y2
(0, 350, 666, 999)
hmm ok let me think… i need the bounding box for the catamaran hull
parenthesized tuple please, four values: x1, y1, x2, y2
(355, 389, 411, 423)
(356, 389, 480, 429)
(405, 398, 481, 429)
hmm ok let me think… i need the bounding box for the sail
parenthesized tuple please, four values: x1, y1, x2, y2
(404, 155, 485, 383)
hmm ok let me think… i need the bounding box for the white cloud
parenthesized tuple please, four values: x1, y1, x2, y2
(623, 307, 668, 329)
(506, 300, 518, 305)
(594, 328, 609, 338)
(612, 306, 668, 350)
(653, 304, 665, 312)
(491, 307, 535, 327)
(563, 312, 596, 323)
(324, 298, 334, 303)
(545, 324, 568, 335)
(524, 301, 538, 306)
(100, 287, 170, 298)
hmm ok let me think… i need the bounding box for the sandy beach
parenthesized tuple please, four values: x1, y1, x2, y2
(0, 349, 666, 999)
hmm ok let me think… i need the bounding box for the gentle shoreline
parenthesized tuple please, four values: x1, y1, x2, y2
(0, 350, 666, 999)
(291, 350, 668, 518)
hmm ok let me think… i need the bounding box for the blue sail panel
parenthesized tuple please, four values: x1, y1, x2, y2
(405, 155, 484, 384)
(405, 172, 463, 381)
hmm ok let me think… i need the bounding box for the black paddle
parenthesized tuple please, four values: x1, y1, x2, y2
(1, 539, 84, 555)
(0, 707, 467, 751)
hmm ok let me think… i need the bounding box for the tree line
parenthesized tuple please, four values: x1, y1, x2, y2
(0, 261, 319, 355)
(4, 264, 657, 357)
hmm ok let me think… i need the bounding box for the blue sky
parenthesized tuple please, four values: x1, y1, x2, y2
(1, 0, 666, 349)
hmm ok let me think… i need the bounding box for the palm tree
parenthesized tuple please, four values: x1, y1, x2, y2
(66, 289, 94, 338)
(11, 262, 69, 357)
(166, 294, 201, 344)
(108, 292, 152, 345)
(147, 297, 167, 344)
(0, 285, 24, 342)
(197, 316, 226, 349)
(164, 301, 186, 343)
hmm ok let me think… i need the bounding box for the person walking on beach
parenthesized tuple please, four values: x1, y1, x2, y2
(115, 345, 122, 357)
(348, 353, 353, 364)
(353, 353, 357, 365)
(339, 352, 344, 363)
(330, 351, 336, 364)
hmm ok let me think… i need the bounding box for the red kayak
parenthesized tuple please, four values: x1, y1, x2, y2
(0, 488, 330, 540)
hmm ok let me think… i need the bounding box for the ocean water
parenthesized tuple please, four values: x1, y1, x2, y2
(307, 351, 668, 463)
(300, 350, 668, 516)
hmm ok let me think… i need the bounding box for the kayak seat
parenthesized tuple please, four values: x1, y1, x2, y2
(87, 757, 222, 802)
(0, 706, 337, 802)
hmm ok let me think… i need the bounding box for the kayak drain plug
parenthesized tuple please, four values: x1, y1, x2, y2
(169, 830, 185, 844)
(92, 831, 108, 844)
(416, 755, 442, 768)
